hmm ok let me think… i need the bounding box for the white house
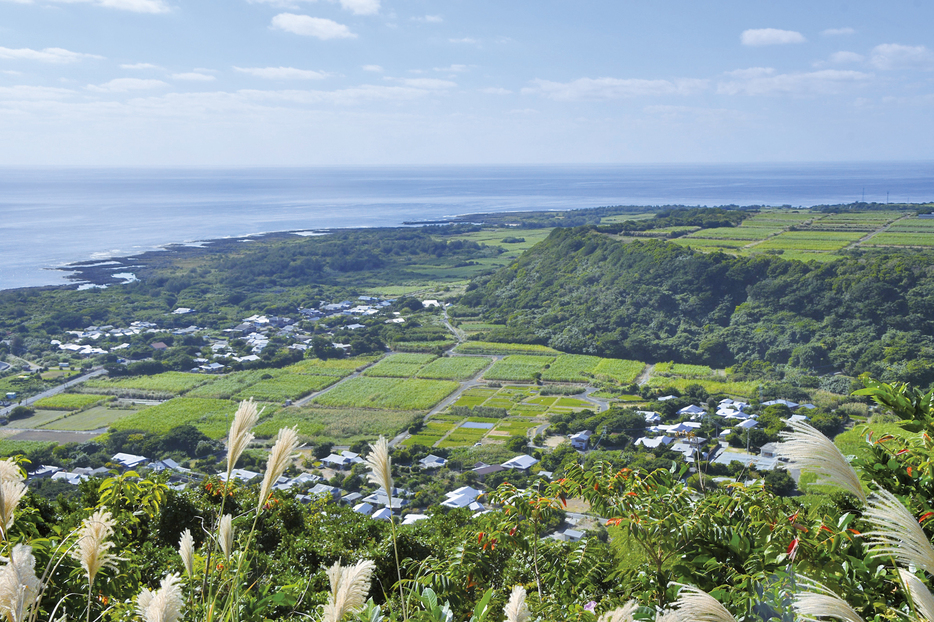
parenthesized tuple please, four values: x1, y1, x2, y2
(402, 514, 430, 525)
(112, 453, 148, 470)
(569, 430, 593, 451)
(677, 405, 706, 417)
(442, 486, 483, 509)
(501, 454, 539, 471)
(635, 436, 675, 449)
(371, 507, 393, 521)
(419, 454, 447, 469)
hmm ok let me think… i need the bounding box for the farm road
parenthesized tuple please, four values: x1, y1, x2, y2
(0, 367, 107, 419)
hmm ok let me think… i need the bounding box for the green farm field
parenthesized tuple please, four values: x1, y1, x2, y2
(7, 409, 68, 429)
(417, 356, 492, 380)
(33, 393, 109, 410)
(253, 407, 420, 442)
(285, 355, 380, 374)
(646, 376, 759, 397)
(84, 372, 209, 395)
(43, 406, 141, 431)
(484, 355, 555, 382)
(234, 374, 339, 402)
(540, 355, 601, 382)
(186, 369, 286, 399)
(363, 353, 436, 378)
(685, 227, 778, 240)
(454, 342, 560, 356)
(863, 232, 934, 247)
(109, 398, 237, 437)
(311, 377, 459, 410)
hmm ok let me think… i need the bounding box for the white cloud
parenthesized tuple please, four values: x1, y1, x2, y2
(718, 69, 871, 95)
(172, 72, 216, 81)
(271, 14, 356, 39)
(434, 64, 468, 73)
(235, 66, 329, 80)
(0, 85, 75, 99)
(0, 46, 103, 63)
(338, 0, 377, 15)
(822, 27, 855, 36)
(870, 44, 934, 70)
(236, 83, 434, 105)
(396, 78, 456, 89)
(525, 77, 708, 101)
(724, 67, 774, 79)
(741, 28, 806, 46)
(0, 70, 23, 76)
(413, 15, 442, 23)
(121, 62, 162, 70)
(87, 78, 168, 92)
(829, 51, 864, 64)
(480, 87, 511, 95)
(362, 64, 383, 72)
(449, 37, 478, 44)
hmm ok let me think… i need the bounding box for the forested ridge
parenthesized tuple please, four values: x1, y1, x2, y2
(459, 227, 934, 382)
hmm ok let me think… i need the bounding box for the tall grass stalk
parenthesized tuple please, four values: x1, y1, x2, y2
(365, 436, 407, 620)
(0, 544, 39, 622)
(899, 569, 934, 622)
(503, 586, 530, 622)
(321, 560, 375, 622)
(863, 489, 934, 575)
(670, 584, 737, 622)
(597, 601, 637, 622)
(775, 420, 866, 504)
(71, 509, 118, 622)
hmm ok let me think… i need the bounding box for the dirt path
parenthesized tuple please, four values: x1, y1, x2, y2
(0, 367, 107, 419)
(849, 212, 911, 249)
(635, 363, 654, 386)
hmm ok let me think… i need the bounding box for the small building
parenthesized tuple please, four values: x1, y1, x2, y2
(569, 430, 593, 451)
(371, 507, 393, 521)
(112, 452, 148, 470)
(353, 502, 374, 516)
(218, 468, 261, 483)
(759, 442, 780, 459)
(419, 454, 447, 469)
(501, 454, 539, 471)
(557, 529, 585, 542)
(150, 342, 169, 351)
(471, 464, 506, 481)
(635, 435, 675, 449)
(441, 486, 483, 509)
(402, 514, 430, 526)
(678, 405, 706, 417)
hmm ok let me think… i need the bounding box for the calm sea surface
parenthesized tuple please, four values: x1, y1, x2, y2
(2, 163, 932, 290)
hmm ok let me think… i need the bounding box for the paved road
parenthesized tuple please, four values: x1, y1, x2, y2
(0, 367, 107, 419)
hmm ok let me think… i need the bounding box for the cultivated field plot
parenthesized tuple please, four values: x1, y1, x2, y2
(887, 218, 934, 232)
(862, 232, 934, 247)
(6, 409, 68, 429)
(654, 362, 714, 377)
(33, 393, 109, 410)
(392, 341, 456, 353)
(671, 238, 750, 249)
(186, 369, 286, 399)
(109, 397, 237, 436)
(404, 421, 457, 447)
(646, 376, 758, 398)
(541, 355, 601, 382)
(685, 227, 779, 241)
(311, 377, 459, 410)
(454, 342, 560, 356)
(459, 322, 505, 332)
(417, 356, 492, 380)
(285, 355, 379, 374)
(484, 355, 555, 382)
(592, 359, 645, 384)
(233, 374, 339, 402)
(84, 372, 209, 395)
(741, 212, 813, 226)
(43, 406, 140, 431)
(253, 407, 419, 442)
(363, 353, 437, 378)
(752, 231, 864, 251)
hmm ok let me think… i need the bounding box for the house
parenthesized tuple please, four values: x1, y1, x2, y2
(322, 454, 354, 470)
(557, 529, 585, 542)
(340, 451, 365, 464)
(734, 419, 758, 430)
(569, 430, 593, 451)
(28, 465, 60, 480)
(52, 471, 88, 485)
(421, 300, 441, 308)
(677, 405, 706, 417)
(441, 486, 483, 509)
(762, 399, 799, 410)
(308, 484, 342, 500)
(471, 464, 506, 481)
(362, 491, 408, 509)
(640, 411, 662, 425)
(657, 395, 678, 402)
(353, 502, 374, 516)
(501, 454, 539, 471)
(150, 342, 169, 351)
(759, 443, 780, 459)
(112, 453, 148, 470)
(341, 492, 364, 505)
(711, 449, 779, 471)
(149, 458, 191, 474)
(218, 468, 261, 483)
(371, 507, 393, 521)
(635, 436, 674, 449)
(402, 514, 430, 526)
(419, 454, 447, 469)
(200, 362, 225, 373)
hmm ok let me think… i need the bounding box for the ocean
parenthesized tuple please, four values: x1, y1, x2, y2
(2, 163, 933, 291)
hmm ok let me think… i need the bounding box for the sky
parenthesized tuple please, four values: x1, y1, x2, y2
(0, 0, 932, 165)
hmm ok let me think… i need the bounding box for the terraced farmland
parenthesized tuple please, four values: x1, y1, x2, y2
(363, 353, 437, 378)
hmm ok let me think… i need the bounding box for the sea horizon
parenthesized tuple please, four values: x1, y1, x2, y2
(3, 162, 933, 292)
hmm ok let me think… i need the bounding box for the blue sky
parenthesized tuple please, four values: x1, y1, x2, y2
(0, 0, 932, 165)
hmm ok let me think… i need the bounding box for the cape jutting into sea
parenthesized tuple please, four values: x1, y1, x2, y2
(2, 162, 933, 291)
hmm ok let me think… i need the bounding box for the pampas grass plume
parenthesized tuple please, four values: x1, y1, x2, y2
(598, 601, 637, 622)
(793, 591, 865, 622)
(503, 585, 530, 622)
(0, 481, 26, 539)
(257, 427, 299, 510)
(671, 584, 737, 622)
(775, 420, 866, 505)
(178, 529, 194, 578)
(0, 461, 23, 486)
(863, 488, 934, 575)
(136, 574, 184, 622)
(226, 399, 259, 477)
(365, 436, 392, 496)
(899, 569, 934, 622)
(321, 560, 375, 622)
(218, 514, 233, 560)
(71, 509, 118, 588)
(0, 544, 39, 622)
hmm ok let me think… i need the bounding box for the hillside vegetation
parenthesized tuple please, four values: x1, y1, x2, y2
(460, 227, 934, 382)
